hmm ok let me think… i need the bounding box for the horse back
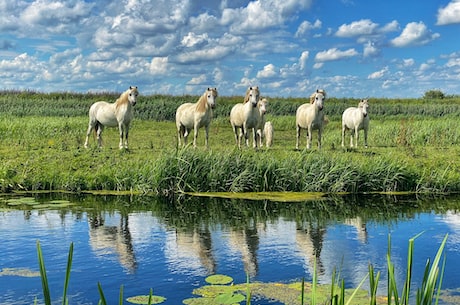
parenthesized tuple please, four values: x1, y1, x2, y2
(90, 101, 119, 127)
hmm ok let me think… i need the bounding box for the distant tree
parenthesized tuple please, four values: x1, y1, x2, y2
(423, 89, 445, 99)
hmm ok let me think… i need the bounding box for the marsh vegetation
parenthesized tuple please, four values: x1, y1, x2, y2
(0, 90, 460, 194)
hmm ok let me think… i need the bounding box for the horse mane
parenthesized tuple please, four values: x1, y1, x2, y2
(196, 88, 217, 113)
(309, 89, 327, 104)
(115, 86, 137, 110)
(244, 86, 259, 103)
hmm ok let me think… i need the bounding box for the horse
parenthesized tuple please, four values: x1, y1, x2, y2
(341, 99, 370, 148)
(175, 87, 218, 148)
(296, 89, 327, 149)
(230, 86, 262, 149)
(255, 98, 268, 147)
(84, 86, 139, 149)
(263, 121, 274, 148)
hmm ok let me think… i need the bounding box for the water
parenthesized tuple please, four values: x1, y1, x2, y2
(0, 193, 459, 304)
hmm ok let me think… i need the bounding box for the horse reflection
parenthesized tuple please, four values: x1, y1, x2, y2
(344, 217, 368, 243)
(174, 227, 216, 274)
(228, 225, 259, 277)
(296, 221, 327, 276)
(88, 214, 137, 273)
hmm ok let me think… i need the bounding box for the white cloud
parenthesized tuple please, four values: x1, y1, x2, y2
(368, 66, 388, 79)
(336, 19, 379, 37)
(299, 51, 309, 70)
(437, 0, 460, 25)
(257, 64, 277, 78)
(181, 32, 210, 48)
(295, 19, 322, 38)
(149, 57, 169, 75)
(391, 22, 440, 47)
(187, 74, 207, 85)
(315, 48, 358, 62)
(363, 41, 380, 57)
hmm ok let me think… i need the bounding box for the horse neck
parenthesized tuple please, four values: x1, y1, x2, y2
(195, 94, 209, 113)
(115, 92, 130, 110)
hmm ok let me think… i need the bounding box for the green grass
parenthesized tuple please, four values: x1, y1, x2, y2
(0, 91, 460, 194)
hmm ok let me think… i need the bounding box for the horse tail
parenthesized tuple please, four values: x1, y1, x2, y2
(94, 121, 101, 136)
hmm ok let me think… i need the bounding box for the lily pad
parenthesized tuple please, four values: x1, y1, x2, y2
(126, 295, 166, 304)
(205, 274, 233, 285)
(214, 292, 245, 304)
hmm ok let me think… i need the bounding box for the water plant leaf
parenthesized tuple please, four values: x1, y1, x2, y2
(205, 274, 233, 285)
(126, 295, 166, 304)
(214, 292, 245, 304)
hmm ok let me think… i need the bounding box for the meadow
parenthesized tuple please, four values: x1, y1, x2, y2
(1, 90, 460, 195)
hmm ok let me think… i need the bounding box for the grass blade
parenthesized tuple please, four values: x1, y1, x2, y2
(62, 242, 73, 305)
(97, 282, 107, 305)
(119, 285, 124, 305)
(37, 240, 52, 305)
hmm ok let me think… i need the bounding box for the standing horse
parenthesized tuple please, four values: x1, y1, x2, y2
(296, 89, 326, 149)
(84, 86, 139, 149)
(255, 98, 268, 147)
(230, 86, 261, 149)
(341, 99, 370, 148)
(175, 87, 218, 148)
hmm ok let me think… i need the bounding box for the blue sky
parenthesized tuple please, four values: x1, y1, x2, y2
(0, 0, 459, 98)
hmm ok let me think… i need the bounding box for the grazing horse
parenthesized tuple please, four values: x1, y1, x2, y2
(341, 99, 370, 148)
(84, 86, 139, 149)
(230, 86, 262, 149)
(175, 87, 218, 148)
(296, 89, 327, 149)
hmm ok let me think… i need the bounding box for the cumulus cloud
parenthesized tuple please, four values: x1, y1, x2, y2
(363, 41, 380, 57)
(149, 57, 169, 75)
(295, 19, 322, 38)
(315, 48, 358, 62)
(257, 64, 277, 78)
(437, 0, 460, 25)
(391, 22, 440, 47)
(181, 32, 210, 48)
(299, 51, 309, 70)
(336, 19, 379, 37)
(368, 66, 388, 79)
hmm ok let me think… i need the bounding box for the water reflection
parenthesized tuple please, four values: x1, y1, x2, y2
(88, 212, 137, 273)
(1, 193, 459, 304)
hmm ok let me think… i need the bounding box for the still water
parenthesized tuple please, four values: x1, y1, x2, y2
(0, 193, 460, 304)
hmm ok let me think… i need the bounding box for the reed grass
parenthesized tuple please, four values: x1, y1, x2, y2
(1, 91, 460, 194)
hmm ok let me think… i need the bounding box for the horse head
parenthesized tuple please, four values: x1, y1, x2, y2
(359, 99, 369, 117)
(245, 86, 260, 108)
(128, 86, 139, 106)
(312, 89, 326, 111)
(258, 98, 267, 115)
(206, 87, 218, 109)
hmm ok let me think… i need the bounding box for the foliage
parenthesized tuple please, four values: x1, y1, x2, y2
(423, 89, 445, 100)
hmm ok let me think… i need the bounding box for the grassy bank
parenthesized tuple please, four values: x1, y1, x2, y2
(0, 117, 459, 194)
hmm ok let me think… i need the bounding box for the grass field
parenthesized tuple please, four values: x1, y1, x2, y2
(0, 91, 460, 194)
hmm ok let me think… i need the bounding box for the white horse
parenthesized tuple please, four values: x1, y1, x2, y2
(258, 121, 274, 148)
(255, 98, 268, 147)
(175, 87, 218, 148)
(84, 86, 139, 149)
(341, 99, 369, 148)
(296, 89, 327, 149)
(230, 86, 261, 149)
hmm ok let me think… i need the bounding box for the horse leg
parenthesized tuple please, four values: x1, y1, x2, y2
(307, 126, 312, 149)
(124, 125, 130, 149)
(296, 125, 301, 150)
(350, 129, 354, 148)
(317, 128, 322, 149)
(364, 128, 368, 148)
(341, 126, 346, 148)
(243, 123, 249, 148)
(84, 122, 94, 148)
(204, 125, 209, 149)
(252, 128, 258, 149)
(354, 127, 359, 148)
(118, 123, 125, 149)
(96, 124, 104, 148)
(193, 125, 199, 148)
